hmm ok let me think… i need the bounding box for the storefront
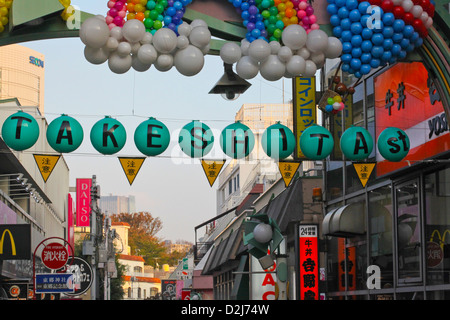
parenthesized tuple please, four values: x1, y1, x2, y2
(322, 60, 450, 300)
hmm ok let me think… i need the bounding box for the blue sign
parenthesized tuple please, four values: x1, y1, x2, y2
(35, 273, 74, 293)
(29, 56, 44, 68)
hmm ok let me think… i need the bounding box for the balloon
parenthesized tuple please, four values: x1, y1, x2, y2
(189, 26, 211, 49)
(122, 19, 146, 43)
(84, 46, 109, 64)
(248, 39, 271, 62)
(303, 60, 317, 77)
(108, 52, 132, 74)
(286, 55, 306, 76)
(281, 24, 307, 50)
(299, 125, 334, 160)
(340, 126, 373, 160)
(79, 17, 110, 49)
(131, 55, 151, 72)
(47, 115, 84, 153)
(377, 127, 410, 161)
(306, 29, 329, 53)
(220, 42, 242, 64)
(220, 121, 255, 159)
(178, 121, 214, 158)
(277, 46, 293, 62)
(134, 117, 170, 156)
(260, 55, 286, 81)
(174, 45, 205, 76)
(236, 55, 260, 79)
(262, 122, 295, 159)
(152, 27, 177, 53)
(90, 116, 126, 155)
(2, 111, 39, 151)
(324, 37, 343, 58)
(137, 44, 158, 65)
(154, 54, 174, 71)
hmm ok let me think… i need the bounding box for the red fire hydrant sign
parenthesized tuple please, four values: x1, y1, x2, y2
(41, 242, 69, 270)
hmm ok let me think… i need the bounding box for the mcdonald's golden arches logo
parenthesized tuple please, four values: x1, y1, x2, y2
(0, 224, 31, 260)
(0, 229, 16, 256)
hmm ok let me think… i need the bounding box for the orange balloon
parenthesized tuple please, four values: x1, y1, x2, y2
(285, 1, 294, 9)
(127, 12, 136, 20)
(132, 0, 141, 4)
(285, 8, 293, 18)
(135, 12, 145, 21)
(282, 16, 290, 25)
(274, 0, 281, 5)
(126, 3, 135, 12)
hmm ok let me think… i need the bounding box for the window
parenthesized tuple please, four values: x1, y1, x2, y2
(228, 180, 232, 195)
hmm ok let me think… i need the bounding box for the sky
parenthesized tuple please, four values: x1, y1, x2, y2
(20, 1, 291, 243)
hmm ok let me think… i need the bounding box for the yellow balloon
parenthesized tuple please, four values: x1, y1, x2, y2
(334, 95, 342, 102)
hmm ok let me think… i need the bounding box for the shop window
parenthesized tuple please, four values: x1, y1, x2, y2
(369, 185, 393, 289)
(396, 179, 422, 284)
(325, 202, 344, 293)
(425, 168, 450, 285)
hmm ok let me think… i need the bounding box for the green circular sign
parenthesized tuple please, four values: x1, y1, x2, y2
(2, 111, 39, 151)
(178, 121, 214, 158)
(90, 116, 127, 155)
(134, 117, 170, 156)
(377, 127, 410, 162)
(262, 122, 295, 160)
(220, 121, 255, 159)
(340, 126, 373, 161)
(47, 115, 84, 153)
(299, 125, 334, 160)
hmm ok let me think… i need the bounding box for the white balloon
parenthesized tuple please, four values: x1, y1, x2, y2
(122, 19, 146, 43)
(311, 52, 325, 68)
(200, 43, 210, 55)
(137, 44, 158, 65)
(425, 17, 433, 28)
(236, 56, 259, 79)
(84, 46, 109, 64)
(297, 47, 310, 59)
(105, 37, 119, 51)
(248, 39, 271, 62)
(190, 19, 208, 29)
(286, 55, 306, 76)
(281, 24, 307, 50)
(303, 60, 317, 77)
(277, 46, 293, 62)
(420, 11, 429, 23)
(240, 39, 251, 56)
(174, 45, 205, 76)
(110, 26, 123, 41)
(79, 17, 110, 49)
(177, 35, 190, 49)
(411, 5, 423, 18)
(108, 52, 132, 74)
(392, 0, 402, 5)
(333, 102, 341, 110)
(152, 28, 178, 53)
(132, 55, 151, 72)
(324, 37, 343, 59)
(140, 32, 153, 44)
(260, 55, 285, 81)
(269, 40, 281, 54)
(117, 41, 131, 57)
(189, 26, 211, 49)
(154, 54, 173, 72)
(401, 0, 414, 12)
(220, 42, 242, 64)
(306, 29, 329, 53)
(131, 42, 141, 55)
(178, 22, 192, 37)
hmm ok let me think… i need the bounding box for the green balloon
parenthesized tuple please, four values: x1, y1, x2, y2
(47, 115, 84, 153)
(220, 121, 255, 159)
(340, 126, 373, 161)
(90, 116, 126, 155)
(178, 121, 214, 158)
(262, 122, 295, 159)
(377, 127, 410, 162)
(134, 117, 170, 156)
(299, 125, 334, 160)
(2, 111, 39, 151)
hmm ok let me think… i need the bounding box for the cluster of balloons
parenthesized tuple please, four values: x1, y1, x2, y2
(1, 111, 410, 163)
(0, 0, 13, 33)
(220, 24, 342, 81)
(80, 16, 211, 75)
(106, 0, 128, 28)
(230, 0, 319, 44)
(325, 95, 345, 113)
(328, 0, 435, 77)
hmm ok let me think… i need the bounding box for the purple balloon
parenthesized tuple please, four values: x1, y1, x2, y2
(246, 22, 255, 31)
(248, 5, 258, 15)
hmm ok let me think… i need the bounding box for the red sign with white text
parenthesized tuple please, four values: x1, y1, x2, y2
(299, 225, 319, 300)
(374, 62, 450, 176)
(42, 242, 68, 270)
(76, 179, 92, 227)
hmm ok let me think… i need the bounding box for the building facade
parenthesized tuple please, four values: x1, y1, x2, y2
(100, 194, 136, 215)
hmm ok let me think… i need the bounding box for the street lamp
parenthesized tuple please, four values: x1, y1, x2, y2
(209, 63, 251, 101)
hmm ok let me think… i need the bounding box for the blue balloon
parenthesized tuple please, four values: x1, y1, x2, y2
(340, 18, 351, 30)
(327, 4, 338, 14)
(351, 47, 362, 58)
(351, 35, 363, 47)
(232, 0, 241, 7)
(361, 27, 373, 40)
(361, 40, 373, 52)
(333, 26, 343, 37)
(346, 0, 359, 10)
(398, 50, 407, 59)
(370, 58, 381, 68)
(325, 104, 333, 112)
(371, 46, 384, 58)
(400, 38, 410, 49)
(383, 39, 393, 50)
(341, 53, 352, 63)
(349, 9, 361, 21)
(410, 32, 419, 42)
(251, 28, 261, 38)
(392, 33, 403, 43)
(372, 20, 384, 33)
(382, 12, 395, 26)
(358, 1, 370, 14)
(330, 14, 341, 26)
(350, 58, 362, 70)
(241, 10, 250, 20)
(342, 42, 352, 53)
(414, 37, 423, 47)
(393, 19, 405, 33)
(361, 53, 372, 63)
(354, 71, 362, 78)
(342, 63, 350, 72)
(382, 26, 394, 38)
(241, 2, 249, 10)
(403, 25, 414, 38)
(372, 33, 384, 46)
(381, 51, 392, 62)
(342, 30, 353, 42)
(350, 22, 363, 34)
(335, 0, 346, 7)
(391, 44, 402, 56)
(360, 64, 371, 74)
(338, 6, 349, 18)
(406, 44, 415, 52)
(360, 14, 370, 27)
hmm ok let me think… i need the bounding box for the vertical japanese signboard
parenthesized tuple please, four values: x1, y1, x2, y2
(374, 62, 450, 176)
(338, 238, 356, 292)
(299, 224, 319, 300)
(76, 178, 91, 227)
(294, 77, 316, 159)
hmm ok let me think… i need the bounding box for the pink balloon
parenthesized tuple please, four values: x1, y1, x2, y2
(107, 1, 116, 8)
(108, 23, 117, 30)
(109, 8, 118, 17)
(299, 1, 307, 9)
(118, 10, 126, 18)
(105, 15, 114, 24)
(297, 9, 306, 18)
(309, 14, 317, 24)
(113, 16, 123, 26)
(311, 23, 320, 30)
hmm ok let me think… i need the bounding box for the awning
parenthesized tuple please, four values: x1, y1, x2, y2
(322, 202, 366, 237)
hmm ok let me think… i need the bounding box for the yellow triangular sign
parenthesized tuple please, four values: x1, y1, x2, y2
(278, 161, 301, 187)
(201, 159, 226, 187)
(118, 157, 146, 185)
(353, 162, 376, 188)
(33, 154, 61, 182)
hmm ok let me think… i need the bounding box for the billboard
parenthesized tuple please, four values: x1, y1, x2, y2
(374, 62, 450, 176)
(299, 225, 319, 300)
(76, 178, 92, 227)
(0, 224, 31, 260)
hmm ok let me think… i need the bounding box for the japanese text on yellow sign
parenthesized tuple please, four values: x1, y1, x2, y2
(33, 154, 61, 182)
(294, 77, 316, 159)
(119, 157, 145, 185)
(201, 160, 226, 187)
(278, 161, 301, 187)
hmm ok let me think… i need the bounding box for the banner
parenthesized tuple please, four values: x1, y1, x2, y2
(76, 178, 92, 227)
(299, 224, 319, 300)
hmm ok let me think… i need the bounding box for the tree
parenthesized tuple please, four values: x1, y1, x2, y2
(111, 212, 162, 238)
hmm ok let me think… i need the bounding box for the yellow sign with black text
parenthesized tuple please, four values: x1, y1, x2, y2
(294, 77, 316, 159)
(201, 160, 226, 187)
(278, 161, 301, 187)
(353, 163, 376, 188)
(33, 154, 61, 182)
(119, 157, 145, 185)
